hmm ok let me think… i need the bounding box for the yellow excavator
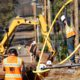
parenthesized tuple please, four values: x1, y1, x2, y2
(0, 14, 55, 79)
(0, 14, 56, 80)
(0, 14, 55, 56)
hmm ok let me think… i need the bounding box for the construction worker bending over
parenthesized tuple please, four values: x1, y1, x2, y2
(61, 15, 76, 63)
(29, 41, 37, 62)
(2, 48, 23, 80)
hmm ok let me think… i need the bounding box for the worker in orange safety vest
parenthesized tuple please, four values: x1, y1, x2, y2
(61, 15, 76, 63)
(2, 48, 23, 80)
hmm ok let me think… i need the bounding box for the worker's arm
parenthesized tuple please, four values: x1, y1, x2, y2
(21, 60, 26, 75)
(33, 45, 37, 52)
(0, 60, 5, 76)
(29, 43, 33, 52)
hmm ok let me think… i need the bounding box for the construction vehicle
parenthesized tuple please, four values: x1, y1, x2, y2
(0, 14, 55, 56)
(0, 14, 55, 79)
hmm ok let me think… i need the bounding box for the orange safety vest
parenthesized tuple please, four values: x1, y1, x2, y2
(3, 56, 23, 80)
(65, 25, 76, 38)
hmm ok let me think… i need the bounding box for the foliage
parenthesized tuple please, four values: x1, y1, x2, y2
(0, 1, 15, 27)
(51, 0, 72, 61)
(39, 35, 48, 52)
(57, 41, 68, 61)
(39, 35, 44, 43)
(52, 0, 64, 14)
(44, 45, 48, 52)
(39, 44, 48, 53)
(52, 0, 72, 19)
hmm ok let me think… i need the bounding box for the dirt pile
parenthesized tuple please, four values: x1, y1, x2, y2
(44, 67, 80, 80)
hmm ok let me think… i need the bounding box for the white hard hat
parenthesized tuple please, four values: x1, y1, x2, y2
(61, 15, 66, 22)
(46, 60, 52, 65)
(32, 41, 36, 45)
(39, 64, 46, 70)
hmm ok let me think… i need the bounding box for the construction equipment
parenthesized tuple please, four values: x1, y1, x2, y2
(0, 14, 55, 57)
(0, 14, 55, 80)
(44, 63, 80, 69)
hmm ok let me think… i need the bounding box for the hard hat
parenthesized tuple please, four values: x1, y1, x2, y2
(32, 41, 36, 45)
(61, 15, 66, 22)
(46, 60, 52, 65)
(8, 48, 18, 56)
(39, 64, 46, 70)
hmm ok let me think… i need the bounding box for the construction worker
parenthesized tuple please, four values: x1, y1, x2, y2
(61, 15, 76, 63)
(29, 41, 37, 62)
(2, 48, 23, 80)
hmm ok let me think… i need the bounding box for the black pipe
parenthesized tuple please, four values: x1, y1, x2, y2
(43, 63, 80, 69)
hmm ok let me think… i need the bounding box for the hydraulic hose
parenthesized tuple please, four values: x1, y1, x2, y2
(33, 0, 73, 74)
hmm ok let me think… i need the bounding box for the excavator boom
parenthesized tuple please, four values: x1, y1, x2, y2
(39, 15, 55, 56)
(0, 15, 55, 56)
(0, 17, 38, 54)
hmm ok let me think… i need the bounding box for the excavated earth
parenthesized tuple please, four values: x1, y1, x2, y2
(44, 67, 80, 80)
(1, 63, 80, 80)
(0, 46, 80, 80)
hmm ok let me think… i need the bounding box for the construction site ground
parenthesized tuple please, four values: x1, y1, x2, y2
(1, 64, 80, 80)
(43, 67, 80, 80)
(0, 46, 80, 80)
(1, 52, 80, 80)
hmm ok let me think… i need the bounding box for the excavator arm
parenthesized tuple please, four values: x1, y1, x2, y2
(0, 16, 38, 54)
(0, 15, 55, 56)
(39, 15, 55, 56)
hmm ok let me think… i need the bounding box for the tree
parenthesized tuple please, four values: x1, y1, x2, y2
(0, 0, 15, 27)
(74, 0, 79, 47)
